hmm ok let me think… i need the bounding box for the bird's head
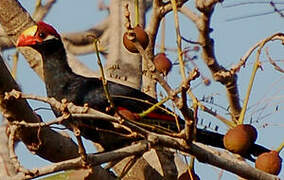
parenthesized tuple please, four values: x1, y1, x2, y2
(17, 21, 60, 47)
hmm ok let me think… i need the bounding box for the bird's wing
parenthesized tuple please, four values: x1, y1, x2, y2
(74, 79, 183, 131)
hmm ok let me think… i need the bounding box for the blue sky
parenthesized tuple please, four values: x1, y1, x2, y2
(4, 0, 284, 179)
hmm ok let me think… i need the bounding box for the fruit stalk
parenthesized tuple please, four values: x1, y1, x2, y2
(276, 140, 284, 153)
(170, 0, 186, 81)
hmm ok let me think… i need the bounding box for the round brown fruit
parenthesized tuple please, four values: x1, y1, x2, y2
(255, 150, 282, 175)
(244, 124, 257, 143)
(123, 25, 149, 53)
(153, 53, 172, 76)
(223, 124, 257, 154)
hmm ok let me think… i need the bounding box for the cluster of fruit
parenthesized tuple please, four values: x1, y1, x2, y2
(224, 124, 282, 175)
(123, 25, 172, 76)
(123, 25, 282, 176)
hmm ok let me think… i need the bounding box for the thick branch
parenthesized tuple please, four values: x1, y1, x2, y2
(0, 123, 17, 177)
(61, 16, 110, 55)
(146, 132, 279, 180)
(0, 54, 79, 162)
(11, 141, 149, 179)
(194, 0, 242, 122)
(32, 0, 57, 22)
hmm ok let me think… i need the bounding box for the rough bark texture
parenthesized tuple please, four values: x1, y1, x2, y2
(0, 122, 17, 177)
(0, 54, 80, 162)
(105, 0, 145, 89)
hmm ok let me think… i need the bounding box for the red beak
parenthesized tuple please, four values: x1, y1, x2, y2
(17, 25, 38, 47)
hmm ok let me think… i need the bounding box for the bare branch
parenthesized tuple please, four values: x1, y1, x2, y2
(61, 17, 110, 55)
(266, 48, 284, 73)
(7, 125, 31, 174)
(194, 0, 241, 122)
(179, 5, 199, 23)
(5, 89, 276, 179)
(270, 1, 284, 18)
(11, 142, 149, 179)
(32, 0, 57, 21)
(0, 54, 80, 162)
(0, 123, 17, 177)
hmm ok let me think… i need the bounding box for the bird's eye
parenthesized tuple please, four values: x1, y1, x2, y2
(38, 32, 47, 39)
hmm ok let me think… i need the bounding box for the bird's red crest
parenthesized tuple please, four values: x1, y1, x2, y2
(17, 21, 60, 47)
(37, 21, 60, 38)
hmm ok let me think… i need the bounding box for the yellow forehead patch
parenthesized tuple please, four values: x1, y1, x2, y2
(21, 25, 38, 37)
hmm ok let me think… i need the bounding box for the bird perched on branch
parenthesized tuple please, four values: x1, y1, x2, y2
(16, 21, 224, 151)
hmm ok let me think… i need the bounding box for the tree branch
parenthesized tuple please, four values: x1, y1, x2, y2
(10, 142, 149, 179)
(193, 0, 242, 122)
(32, 0, 57, 22)
(0, 123, 17, 177)
(0, 54, 81, 162)
(5, 89, 276, 179)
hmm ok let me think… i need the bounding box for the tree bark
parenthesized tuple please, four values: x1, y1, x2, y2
(105, 0, 146, 89)
(0, 122, 17, 177)
(0, 54, 80, 162)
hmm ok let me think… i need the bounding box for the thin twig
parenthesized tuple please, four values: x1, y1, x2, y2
(134, 0, 139, 26)
(223, 1, 284, 8)
(238, 33, 284, 124)
(93, 39, 115, 109)
(72, 126, 88, 166)
(10, 115, 67, 128)
(160, 17, 166, 53)
(11, 51, 19, 79)
(270, 1, 284, 17)
(198, 102, 235, 128)
(179, 6, 200, 24)
(32, 0, 57, 21)
(138, 96, 170, 118)
(276, 140, 284, 153)
(181, 36, 201, 45)
(265, 47, 284, 73)
(170, 0, 186, 81)
(232, 33, 284, 74)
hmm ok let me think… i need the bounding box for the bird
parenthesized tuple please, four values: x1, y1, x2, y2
(16, 21, 224, 151)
